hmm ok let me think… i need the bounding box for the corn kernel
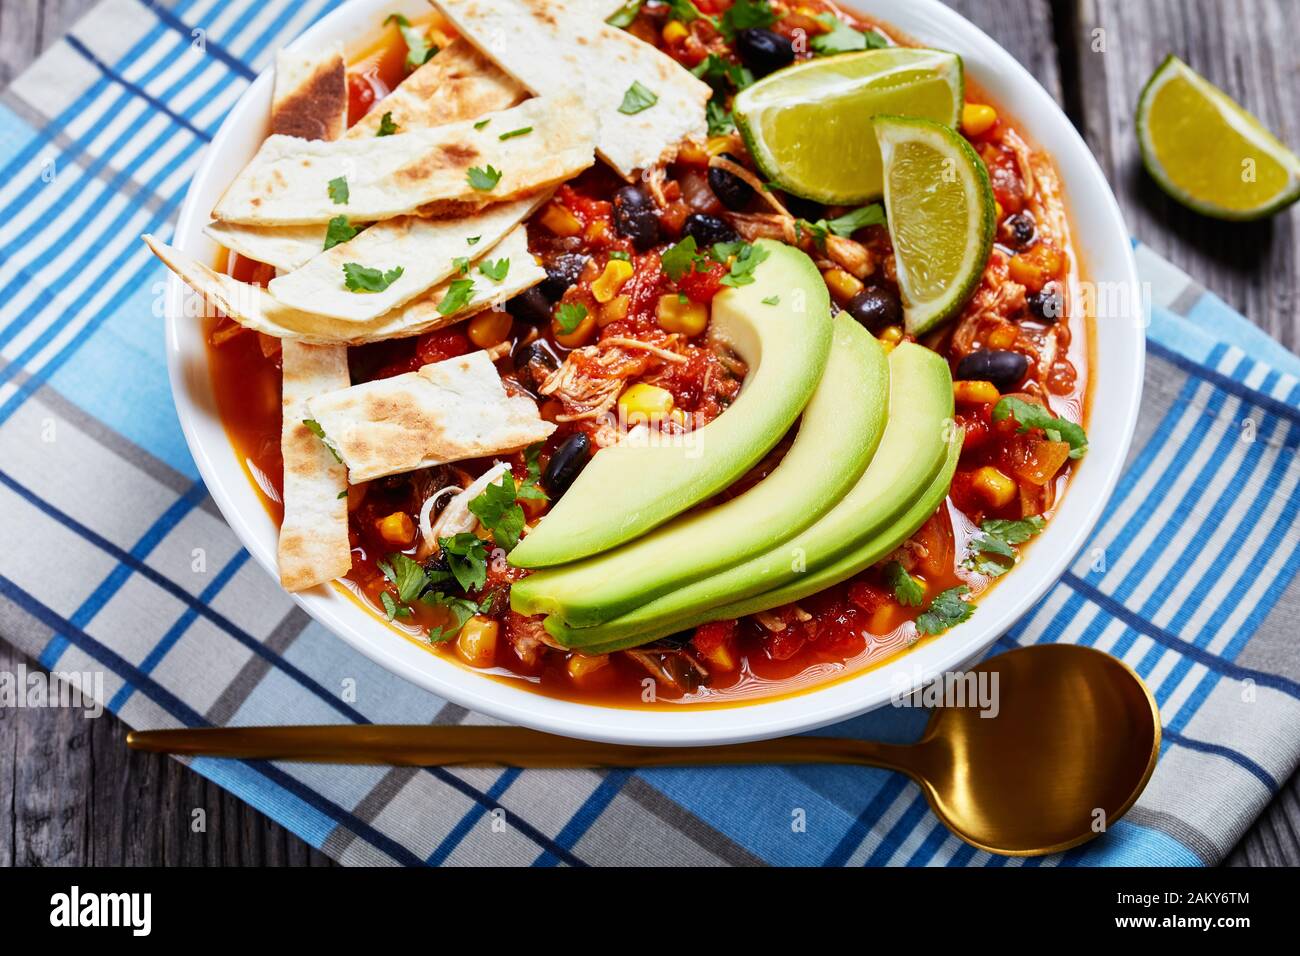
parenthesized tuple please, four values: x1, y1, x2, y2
(592, 259, 634, 303)
(1008, 243, 1063, 293)
(455, 616, 499, 668)
(987, 325, 1018, 349)
(539, 203, 582, 237)
(972, 465, 1018, 508)
(705, 136, 734, 157)
(618, 383, 674, 422)
(553, 309, 597, 348)
(599, 294, 630, 326)
(953, 380, 1000, 405)
(962, 103, 998, 137)
(662, 20, 689, 43)
(376, 511, 414, 546)
(584, 219, 609, 242)
(567, 652, 611, 683)
(879, 325, 904, 345)
(823, 267, 864, 303)
(656, 293, 709, 336)
(994, 200, 1004, 221)
(677, 140, 710, 166)
(467, 309, 512, 349)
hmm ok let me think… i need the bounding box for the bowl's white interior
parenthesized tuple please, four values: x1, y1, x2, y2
(165, 0, 1144, 745)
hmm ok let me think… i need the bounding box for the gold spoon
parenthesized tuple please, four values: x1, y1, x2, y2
(128, 644, 1160, 856)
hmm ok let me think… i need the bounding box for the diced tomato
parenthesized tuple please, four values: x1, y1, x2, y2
(847, 580, 889, 614)
(762, 625, 806, 662)
(415, 328, 471, 365)
(678, 261, 727, 303)
(347, 69, 388, 126)
(692, 619, 739, 671)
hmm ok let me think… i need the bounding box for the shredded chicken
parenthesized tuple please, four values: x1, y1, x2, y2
(505, 611, 565, 667)
(1002, 128, 1037, 201)
(601, 336, 689, 364)
(539, 337, 672, 422)
(725, 211, 875, 279)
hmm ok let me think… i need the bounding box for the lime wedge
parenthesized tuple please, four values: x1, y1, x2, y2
(1137, 55, 1300, 220)
(733, 48, 963, 204)
(874, 115, 995, 335)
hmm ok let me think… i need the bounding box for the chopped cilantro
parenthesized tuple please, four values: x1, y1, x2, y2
(884, 560, 925, 607)
(618, 80, 658, 115)
(762, 295, 780, 305)
(609, 250, 631, 261)
(798, 204, 886, 248)
(705, 98, 736, 135)
(719, 241, 769, 287)
(720, 0, 775, 39)
(811, 14, 889, 55)
(421, 592, 481, 642)
(468, 473, 527, 550)
(384, 13, 438, 70)
(498, 126, 533, 141)
(555, 302, 589, 333)
(661, 235, 706, 281)
(915, 585, 974, 635)
(323, 215, 358, 250)
(466, 236, 481, 245)
(605, 0, 644, 28)
(380, 591, 411, 621)
(663, 0, 706, 24)
(336, 489, 349, 499)
(376, 111, 399, 136)
(342, 262, 404, 293)
(301, 418, 343, 463)
(378, 553, 429, 604)
(478, 257, 510, 282)
(436, 278, 476, 315)
(467, 164, 502, 191)
(963, 516, 1046, 578)
(473, 119, 490, 130)
(452, 256, 471, 275)
(692, 53, 753, 92)
(327, 176, 349, 204)
(992, 396, 1089, 458)
(522, 443, 548, 500)
(438, 532, 489, 592)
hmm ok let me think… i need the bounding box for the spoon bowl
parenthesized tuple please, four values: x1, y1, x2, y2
(129, 645, 1161, 857)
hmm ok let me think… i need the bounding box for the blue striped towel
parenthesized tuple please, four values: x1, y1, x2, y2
(1, 0, 1297, 867)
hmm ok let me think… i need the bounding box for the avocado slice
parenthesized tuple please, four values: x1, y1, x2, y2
(573, 432, 962, 655)
(508, 240, 833, 569)
(511, 316, 889, 626)
(546, 342, 955, 648)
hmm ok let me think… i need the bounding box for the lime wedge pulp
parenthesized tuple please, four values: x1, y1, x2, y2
(733, 48, 963, 204)
(874, 115, 995, 336)
(1137, 55, 1300, 220)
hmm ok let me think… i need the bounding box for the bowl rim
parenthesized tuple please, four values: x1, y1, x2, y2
(164, 0, 1145, 746)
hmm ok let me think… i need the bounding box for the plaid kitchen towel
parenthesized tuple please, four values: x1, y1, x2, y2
(2, 0, 1298, 867)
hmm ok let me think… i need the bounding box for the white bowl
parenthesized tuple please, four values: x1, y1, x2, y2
(165, 0, 1144, 746)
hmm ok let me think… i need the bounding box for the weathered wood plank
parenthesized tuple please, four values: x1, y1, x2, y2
(1074, 0, 1300, 350)
(946, 0, 1065, 106)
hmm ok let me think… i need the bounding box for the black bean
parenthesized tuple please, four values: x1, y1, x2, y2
(708, 153, 755, 210)
(1026, 283, 1064, 322)
(542, 433, 591, 498)
(845, 286, 903, 331)
(955, 349, 1029, 389)
(613, 185, 661, 250)
(735, 28, 795, 78)
(781, 192, 824, 222)
(682, 213, 739, 248)
(540, 253, 588, 302)
(512, 339, 560, 396)
(1005, 212, 1036, 248)
(505, 286, 552, 325)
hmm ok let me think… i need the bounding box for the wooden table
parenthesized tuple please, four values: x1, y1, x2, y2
(1, 0, 1296, 866)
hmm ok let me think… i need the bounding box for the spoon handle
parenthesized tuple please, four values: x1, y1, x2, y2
(128, 724, 916, 770)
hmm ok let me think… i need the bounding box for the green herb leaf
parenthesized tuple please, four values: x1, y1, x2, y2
(452, 256, 470, 275)
(705, 98, 736, 135)
(719, 241, 769, 287)
(963, 516, 1046, 577)
(498, 126, 533, 141)
(823, 203, 886, 237)
(618, 80, 658, 115)
(421, 591, 481, 642)
(467, 235, 481, 245)
(438, 532, 489, 592)
(555, 302, 589, 333)
(380, 591, 411, 621)
(992, 396, 1089, 458)
(469, 473, 527, 551)
(811, 14, 888, 55)
(663, 0, 706, 24)
(661, 235, 707, 281)
(478, 257, 510, 282)
(761, 295, 780, 306)
(915, 585, 973, 635)
(884, 560, 925, 607)
(327, 176, 349, 204)
(301, 418, 343, 463)
(376, 111, 399, 136)
(323, 215, 358, 251)
(337, 489, 349, 499)
(609, 250, 631, 261)
(342, 262, 404, 293)
(473, 119, 490, 130)
(385, 13, 438, 70)
(467, 165, 502, 191)
(720, 0, 775, 39)
(605, 0, 645, 28)
(379, 552, 429, 604)
(436, 278, 476, 316)
(691, 53, 754, 92)
(521, 443, 549, 502)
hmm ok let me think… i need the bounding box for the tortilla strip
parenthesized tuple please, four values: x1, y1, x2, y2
(431, 0, 709, 180)
(349, 38, 526, 136)
(267, 191, 548, 321)
(205, 39, 527, 270)
(210, 93, 596, 225)
(271, 44, 349, 141)
(279, 342, 352, 590)
(142, 227, 543, 344)
(306, 350, 556, 482)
